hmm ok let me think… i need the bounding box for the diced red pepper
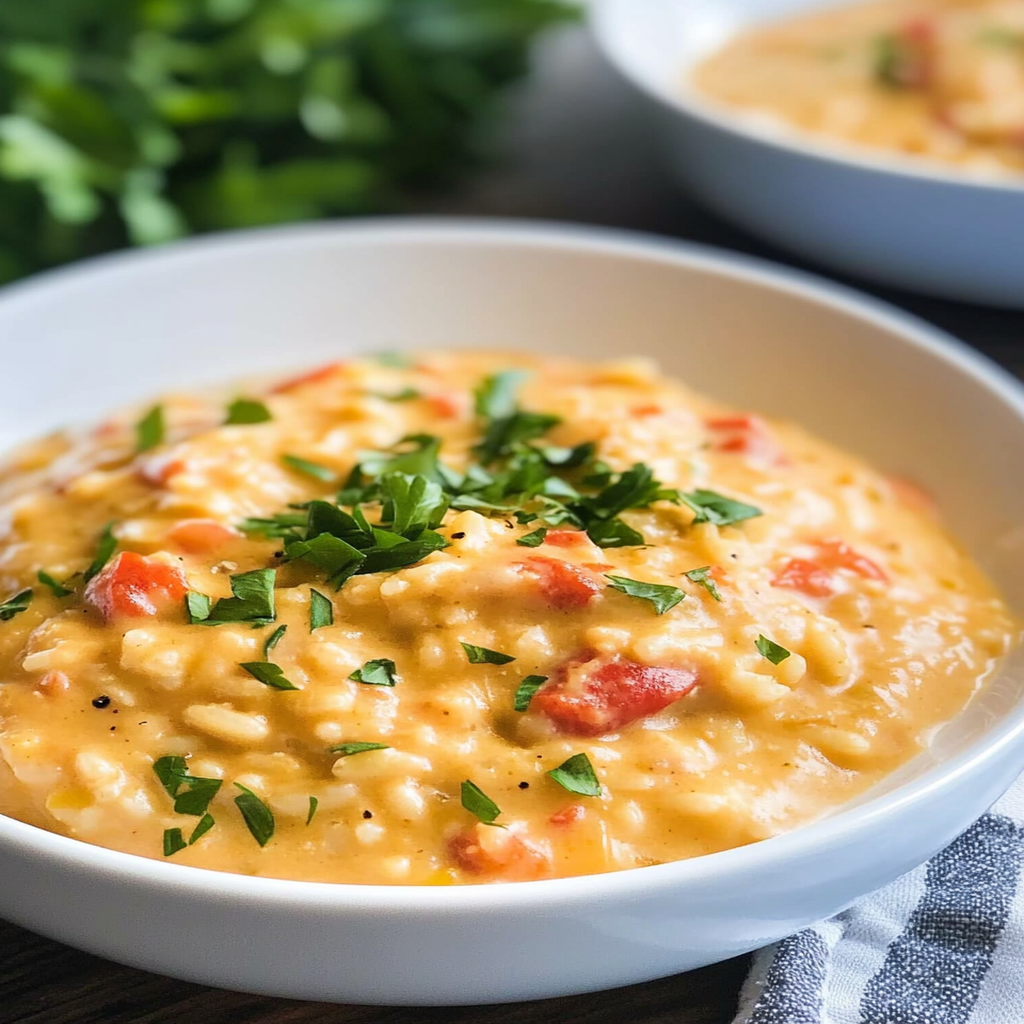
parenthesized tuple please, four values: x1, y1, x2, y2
(514, 556, 602, 610)
(629, 404, 663, 417)
(167, 519, 242, 554)
(705, 414, 784, 462)
(448, 824, 552, 881)
(773, 558, 837, 598)
(549, 804, 586, 828)
(84, 552, 188, 622)
(544, 529, 588, 548)
(426, 394, 465, 420)
(269, 361, 346, 395)
(138, 456, 186, 487)
(532, 654, 700, 736)
(773, 540, 887, 598)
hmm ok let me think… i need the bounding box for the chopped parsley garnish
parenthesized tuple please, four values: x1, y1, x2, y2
(152, 755, 222, 816)
(330, 742, 390, 757)
(306, 796, 318, 825)
(225, 398, 273, 425)
(234, 783, 275, 847)
(163, 828, 187, 857)
(240, 661, 299, 691)
(185, 591, 212, 624)
(135, 405, 165, 453)
(83, 522, 118, 583)
(263, 624, 287, 658)
(191, 568, 276, 625)
(547, 753, 601, 797)
(685, 566, 723, 601)
(513, 675, 547, 712)
(605, 575, 684, 615)
(369, 387, 420, 402)
(516, 527, 547, 547)
(461, 780, 503, 825)
(374, 351, 411, 368)
(173, 776, 222, 816)
(756, 635, 791, 665)
(37, 571, 73, 598)
(349, 658, 398, 686)
(461, 642, 515, 665)
(309, 589, 333, 631)
(0, 588, 33, 621)
(188, 814, 216, 845)
(681, 490, 762, 527)
(282, 454, 336, 482)
(233, 370, 765, 594)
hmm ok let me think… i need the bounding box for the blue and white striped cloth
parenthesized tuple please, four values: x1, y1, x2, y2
(733, 777, 1024, 1024)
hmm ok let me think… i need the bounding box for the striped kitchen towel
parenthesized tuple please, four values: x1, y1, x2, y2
(732, 775, 1024, 1024)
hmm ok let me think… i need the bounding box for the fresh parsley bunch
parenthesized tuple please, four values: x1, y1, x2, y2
(0, 0, 573, 283)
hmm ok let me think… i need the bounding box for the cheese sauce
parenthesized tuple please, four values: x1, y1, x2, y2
(0, 352, 1014, 883)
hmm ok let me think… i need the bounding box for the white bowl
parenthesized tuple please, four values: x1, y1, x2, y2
(590, 0, 1024, 308)
(1, 220, 1024, 1005)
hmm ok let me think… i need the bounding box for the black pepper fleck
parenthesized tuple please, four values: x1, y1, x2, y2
(274, 550, 284, 558)
(362, 810, 373, 820)
(91, 695, 111, 709)
(518, 782, 529, 790)
(451, 532, 466, 540)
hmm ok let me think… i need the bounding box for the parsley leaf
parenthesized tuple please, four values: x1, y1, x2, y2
(756, 635, 791, 665)
(309, 589, 333, 630)
(163, 828, 187, 857)
(234, 783, 275, 847)
(239, 512, 308, 540)
(240, 661, 299, 691)
(330, 742, 390, 757)
(357, 434, 443, 482)
(349, 658, 398, 686)
(374, 351, 411, 368)
(225, 398, 272, 425)
(461, 780, 502, 825)
(263, 624, 287, 658)
(685, 566, 722, 601)
(475, 370, 528, 420)
(370, 387, 420, 402)
(586, 517, 645, 548)
(136, 405, 165, 453)
(461, 642, 515, 665)
(189, 814, 216, 845)
(285, 534, 365, 587)
(153, 755, 222, 817)
(282, 454, 335, 482)
(306, 796, 318, 826)
(173, 777, 222, 816)
(201, 568, 276, 625)
(605, 575, 684, 615)
(547, 753, 601, 797)
(0, 588, 33, 622)
(37, 571, 73, 598)
(681, 490, 762, 527)
(513, 675, 547, 712)
(153, 755, 188, 798)
(516, 527, 547, 547)
(83, 522, 118, 583)
(185, 591, 212, 624)
(379, 472, 450, 537)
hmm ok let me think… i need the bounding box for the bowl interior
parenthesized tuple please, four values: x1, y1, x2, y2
(2, 221, 1023, 813)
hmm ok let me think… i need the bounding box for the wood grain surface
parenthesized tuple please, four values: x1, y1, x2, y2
(2, 23, 1023, 1024)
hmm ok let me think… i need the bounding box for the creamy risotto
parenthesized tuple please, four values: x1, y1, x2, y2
(0, 352, 1014, 884)
(694, 0, 1024, 176)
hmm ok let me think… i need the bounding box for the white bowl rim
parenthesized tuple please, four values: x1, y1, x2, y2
(2, 216, 1024, 914)
(588, 0, 1024, 196)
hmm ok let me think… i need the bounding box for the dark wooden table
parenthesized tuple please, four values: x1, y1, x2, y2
(2, 25, 1022, 1024)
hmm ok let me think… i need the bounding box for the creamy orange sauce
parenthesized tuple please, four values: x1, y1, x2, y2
(0, 352, 1015, 884)
(694, 0, 1024, 176)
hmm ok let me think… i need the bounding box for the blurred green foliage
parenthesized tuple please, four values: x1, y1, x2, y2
(0, 0, 573, 282)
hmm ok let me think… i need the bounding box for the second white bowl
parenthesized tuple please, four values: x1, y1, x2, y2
(591, 0, 1024, 308)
